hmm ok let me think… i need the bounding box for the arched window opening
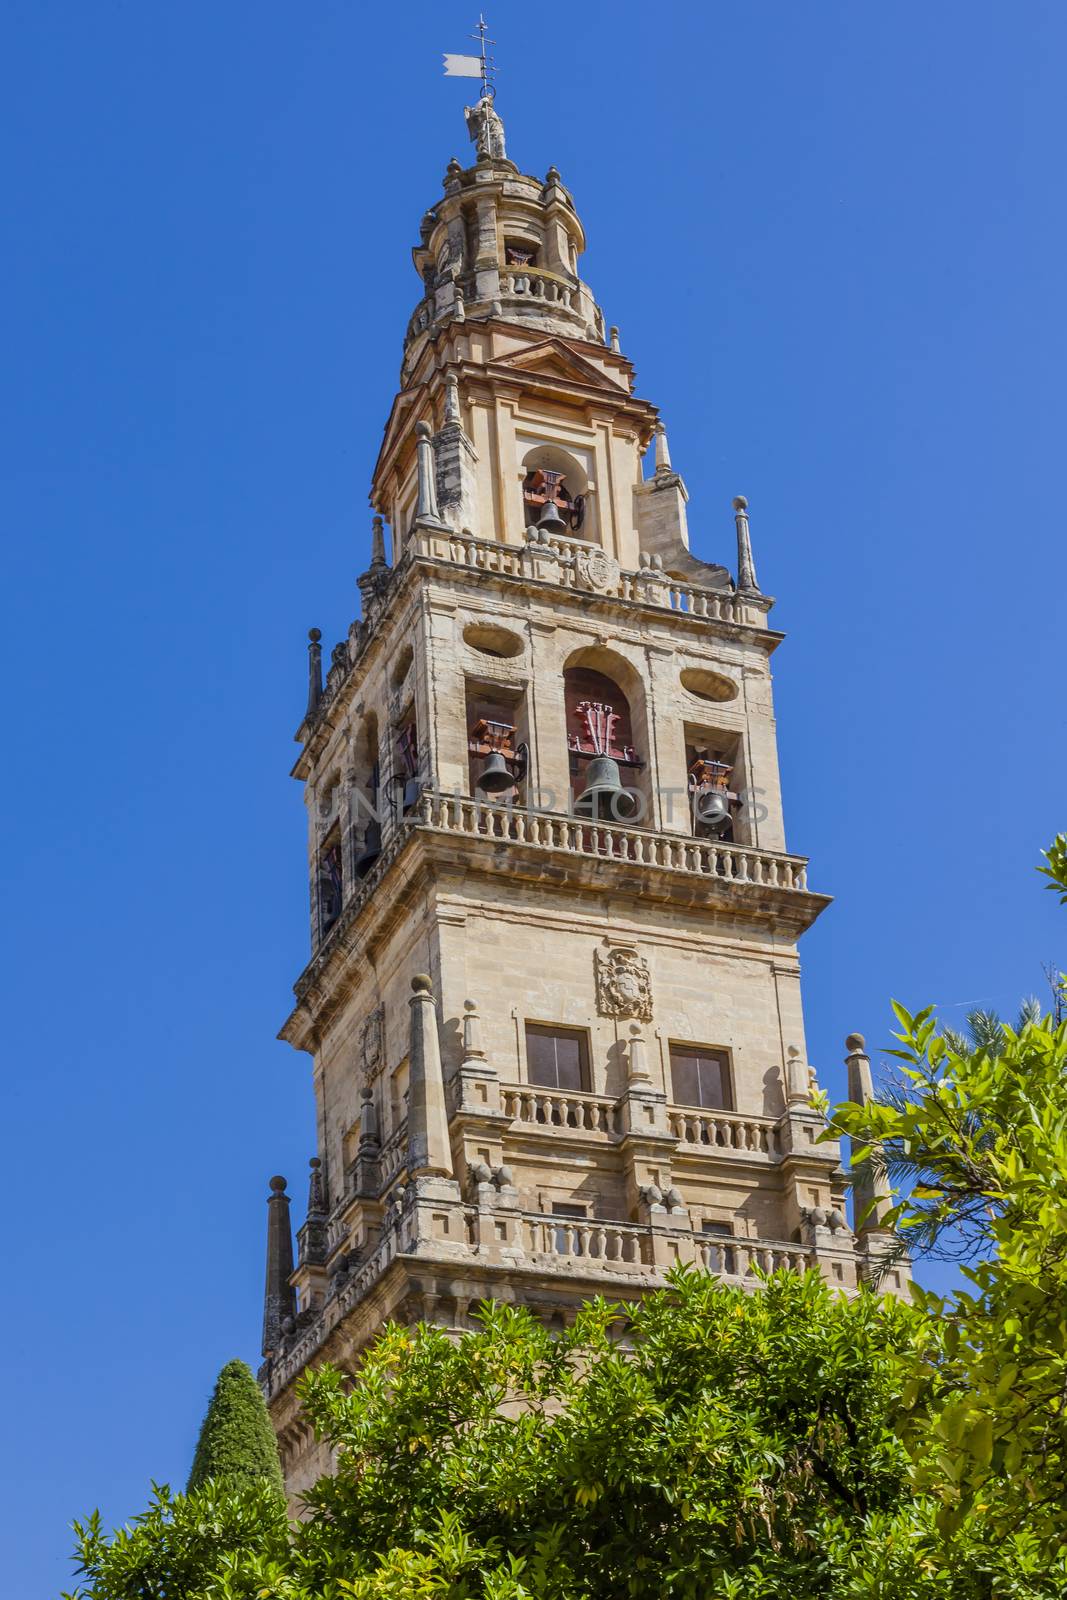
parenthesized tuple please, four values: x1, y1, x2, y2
(520, 443, 595, 541)
(393, 707, 421, 815)
(352, 714, 381, 878)
(316, 824, 343, 941)
(564, 665, 645, 821)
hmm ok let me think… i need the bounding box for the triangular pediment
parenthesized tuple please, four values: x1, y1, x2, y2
(491, 338, 629, 393)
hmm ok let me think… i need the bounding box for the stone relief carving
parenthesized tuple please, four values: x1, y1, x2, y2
(359, 1005, 385, 1089)
(574, 547, 620, 594)
(595, 946, 653, 1021)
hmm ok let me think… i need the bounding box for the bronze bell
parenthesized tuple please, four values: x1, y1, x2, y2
(573, 755, 638, 820)
(694, 787, 730, 832)
(476, 750, 516, 794)
(537, 498, 567, 535)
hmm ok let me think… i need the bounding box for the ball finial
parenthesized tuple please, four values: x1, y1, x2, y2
(845, 1032, 866, 1053)
(411, 973, 434, 995)
(269, 1174, 287, 1193)
(308, 627, 321, 643)
(732, 495, 748, 512)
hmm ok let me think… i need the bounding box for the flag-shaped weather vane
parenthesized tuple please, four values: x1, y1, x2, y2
(443, 14, 496, 100)
(444, 16, 506, 162)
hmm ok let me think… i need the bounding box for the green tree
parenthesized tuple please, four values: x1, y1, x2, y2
(187, 1358, 285, 1495)
(828, 836, 1067, 1563)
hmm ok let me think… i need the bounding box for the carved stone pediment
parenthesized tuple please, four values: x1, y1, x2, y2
(595, 946, 652, 1021)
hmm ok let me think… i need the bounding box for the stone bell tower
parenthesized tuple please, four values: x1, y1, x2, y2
(258, 97, 904, 1498)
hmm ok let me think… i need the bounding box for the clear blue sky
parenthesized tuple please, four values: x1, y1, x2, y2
(2, 2, 1064, 1591)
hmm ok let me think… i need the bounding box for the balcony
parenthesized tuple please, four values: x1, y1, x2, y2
(264, 1196, 817, 1400)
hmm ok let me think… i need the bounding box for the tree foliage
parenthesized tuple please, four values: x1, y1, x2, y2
(64, 844, 1067, 1597)
(829, 834, 1067, 1562)
(187, 1358, 285, 1495)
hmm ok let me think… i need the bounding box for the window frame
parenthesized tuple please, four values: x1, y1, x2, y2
(523, 1022, 592, 1094)
(668, 1041, 734, 1112)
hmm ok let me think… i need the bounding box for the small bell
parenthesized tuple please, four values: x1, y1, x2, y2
(537, 498, 568, 535)
(573, 755, 638, 820)
(476, 750, 516, 794)
(694, 788, 731, 831)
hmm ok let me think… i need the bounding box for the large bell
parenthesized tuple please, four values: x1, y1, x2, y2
(573, 755, 639, 820)
(537, 498, 568, 535)
(476, 750, 516, 794)
(694, 787, 731, 831)
(354, 820, 382, 877)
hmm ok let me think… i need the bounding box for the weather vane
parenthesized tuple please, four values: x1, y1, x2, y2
(443, 13, 496, 100)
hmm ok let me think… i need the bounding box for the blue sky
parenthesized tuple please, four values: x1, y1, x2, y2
(2, 2, 1064, 1591)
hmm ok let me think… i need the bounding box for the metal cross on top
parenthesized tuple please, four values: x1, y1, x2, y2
(443, 14, 496, 100)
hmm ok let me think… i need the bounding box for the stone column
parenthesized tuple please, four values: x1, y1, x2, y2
(415, 422, 448, 529)
(407, 975, 454, 1178)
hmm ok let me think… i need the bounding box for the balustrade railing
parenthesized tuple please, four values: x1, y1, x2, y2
(502, 267, 577, 307)
(524, 1213, 650, 1269)
(502, 1084, 621, 1134)
(695, 1236, 811, 1278)
(417, 792, 809, 892)
(668, 1107, 781, 1154)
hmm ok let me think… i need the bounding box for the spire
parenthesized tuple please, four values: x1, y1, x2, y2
(733, 496, 760, 595)
(305, 628, 322, 717)
(654, 422, 672, 475)
(407, 975, 454, 1177)
(261, 1175, 295, 1358)
(843, 1034, 894, 1235)
(297, 1157, 329, 1271)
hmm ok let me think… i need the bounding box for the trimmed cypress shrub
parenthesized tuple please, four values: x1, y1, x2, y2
(187, 1358, 284, 1494)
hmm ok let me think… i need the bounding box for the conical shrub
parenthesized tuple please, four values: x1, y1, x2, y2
(187, 1358, 284, 1494)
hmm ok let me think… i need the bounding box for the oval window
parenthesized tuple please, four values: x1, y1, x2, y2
(680, 667, 739, 704)
(463, 622, 525, 659)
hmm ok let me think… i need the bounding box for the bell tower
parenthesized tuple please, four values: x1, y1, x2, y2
(259, 97, 903, 1498)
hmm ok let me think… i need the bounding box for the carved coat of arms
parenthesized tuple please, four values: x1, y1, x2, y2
(574, 547, 620, 594)
(595, 947, 653, 1021)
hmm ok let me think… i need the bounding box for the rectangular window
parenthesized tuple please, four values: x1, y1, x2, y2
(525, 1024, 589, 1092)
(669, 1044, 732, 1110)
(702, 1219, 736, 1275)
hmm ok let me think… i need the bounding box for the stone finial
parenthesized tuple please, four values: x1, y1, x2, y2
(785, 1044, 812, 1106)
(843, 1032, 894, 1235)
(627, 1024, 652, 1084)
(654, 422, 672, 475)
(261, 1175, 296, 1359)
(733, 495, 761, 595)
(609, 325, 621, 353)
(407, 975, 453, 1177)
(307, 1156, 326, 1218)
(462, 998, 486, 1064)
(369, 514, 387, 569)
(414, 422, 446, 526)
(306, 628, 323, 717)
(443, 372, 461, 427)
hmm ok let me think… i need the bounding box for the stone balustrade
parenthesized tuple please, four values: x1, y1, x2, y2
(417, 791, 810, 892)
(427, 525, 745, 624)
(695, 1236, 811, 1278)
(502, 266, 577, 307)
(524, 1213, 649, 1269)
(667, 1107, 781, 1155)
(501, 1084, 621, 1134)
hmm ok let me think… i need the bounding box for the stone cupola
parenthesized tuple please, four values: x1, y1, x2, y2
(403, 100, 604, 384)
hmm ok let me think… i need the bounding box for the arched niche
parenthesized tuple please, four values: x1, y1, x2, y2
(562, 645, 651, 822)
(520, 441, 598, 544)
